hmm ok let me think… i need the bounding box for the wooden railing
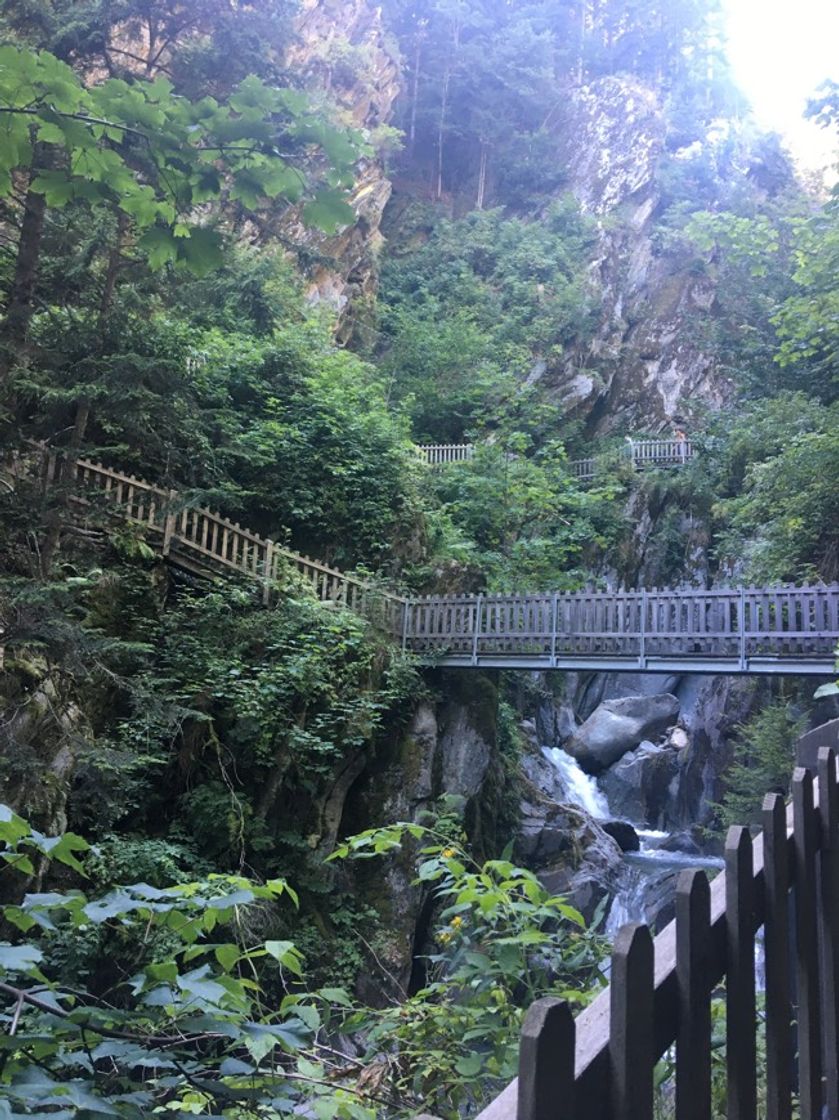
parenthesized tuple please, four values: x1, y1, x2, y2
(415, 443, 476, 465)
(45, 453, 406, 635)
(416, 438, 695, 479)
(34, 450, 839, 675)
(478, 748, 839, 1120)
(401, 585, 839, 675)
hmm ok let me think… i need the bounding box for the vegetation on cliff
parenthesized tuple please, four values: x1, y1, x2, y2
(0, 0, 838, 1114)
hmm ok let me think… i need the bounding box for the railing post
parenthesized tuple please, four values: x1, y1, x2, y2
(550, 592, 558, 668)
(610, 923, 654, 1120)
(763, 792, 793, 1120)
(738, 587, 747, 672)
(518, 997, 575, 1120)
(817, 747, 839, 1120)
(793, 767, 823, 1120)
(162, 489, 177, 556)
(472, 594, 483, 666)
(725, 825, 756, 1120)
(262, 539, 274, 605)
(639, 589, 646, 669)
(675, 869, 711, 1120)
(401, 599, 411, 654)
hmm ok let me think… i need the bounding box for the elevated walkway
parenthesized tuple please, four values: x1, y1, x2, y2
(28, 450, 839, 677)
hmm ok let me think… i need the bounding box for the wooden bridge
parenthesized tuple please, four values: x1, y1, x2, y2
(28, 450, 839, 677)
(416, 437, 696, 481)
(478, 749, 839, 1120)
(400, 586, 838, 675)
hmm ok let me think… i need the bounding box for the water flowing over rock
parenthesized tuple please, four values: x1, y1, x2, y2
(566, 693, 680, 774)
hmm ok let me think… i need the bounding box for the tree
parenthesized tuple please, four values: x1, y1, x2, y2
(0, 45, 360, 392)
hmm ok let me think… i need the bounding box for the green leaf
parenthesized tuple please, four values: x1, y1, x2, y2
(137, 226, 178, 270)
(455, 1051, 483, 1076)
(0, 805, 32, 844)
(0, 943, 44, 973)
(302, 188, 355, 234)
(214, 943, 241, 972)
(177, 227, 224, 277)
(264, 940, 303, 976)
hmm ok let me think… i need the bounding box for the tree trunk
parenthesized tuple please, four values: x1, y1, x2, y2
(435, 66, 450, 201)
(408, 33, 422, 156)
(476, 142, 489, 209)
(0, 165, 48, 390)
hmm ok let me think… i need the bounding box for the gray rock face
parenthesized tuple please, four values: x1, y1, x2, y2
(567, 693, 680, 774)
(601, 819, 640, 852)
(601, 740, 681, 828)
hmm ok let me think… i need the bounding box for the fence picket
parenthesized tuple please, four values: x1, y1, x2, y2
(518, 997, 575, 1120)
(793, 767, 822, 1120)
(676, 869, 712, 1120)
(762, 793, 792, 1120)
(818, 747, 839, 1118)
(726, 825, 757, 1120)
(610, 923, 654, 1120)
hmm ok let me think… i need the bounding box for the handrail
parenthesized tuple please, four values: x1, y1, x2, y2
(479, 749, 839, 1120)
(32, 449, 839, 674)
(402, 584, 839, 674)
(415, 438, 695, 479)
(46, 452, 407, 635)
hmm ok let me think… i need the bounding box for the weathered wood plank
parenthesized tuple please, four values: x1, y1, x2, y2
(676, 869, 712, 1120)
(726, 825, 757, 1120)
(610, 923, 654, 1120)
(762, 792, 792, 1120)
(792, 767, 823, 1120)
(518, 997, 575, 1120)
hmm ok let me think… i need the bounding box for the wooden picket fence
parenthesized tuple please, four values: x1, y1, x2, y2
(478, 749, 839, 1120)
(41, 451, 406, 635)
(415, 443, 476, 465)
(416, 438, 695, 480)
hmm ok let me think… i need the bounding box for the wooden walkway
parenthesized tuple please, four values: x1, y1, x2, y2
(480, 750, 839, 1120)
(33, 450, 839, 677)
(416, 437, 695, 481)
(401, 587, 839, 675)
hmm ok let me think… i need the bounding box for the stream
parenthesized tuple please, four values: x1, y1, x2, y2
(541, 745, 724, 936)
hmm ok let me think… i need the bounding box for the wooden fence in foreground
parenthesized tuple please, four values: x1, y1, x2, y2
(477, 750, 839, 1120)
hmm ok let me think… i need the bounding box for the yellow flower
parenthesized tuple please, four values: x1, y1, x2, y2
(441, 848, 456, 859)
(450, 915, 463, 928)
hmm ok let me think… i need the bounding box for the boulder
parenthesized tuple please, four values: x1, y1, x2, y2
(601, 740, 680, 827)
(515, 776, 623, 923)
(566, 693, 680, 774)
(601, 819, 640, 852)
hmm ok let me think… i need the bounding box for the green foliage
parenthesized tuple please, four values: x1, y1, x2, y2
(419, 441, 625, 591)
(0, 45, 361, 265)
(713, 702, 807, 832)
(0, 805, 385, 1120)
(377, 201, 596, 441)
(0, 805, 605, 1118)
(330, 820, 605, 1117)
(709, 395, 839, 582)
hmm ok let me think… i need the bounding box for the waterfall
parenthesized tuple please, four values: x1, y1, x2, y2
(542, 747, 610, 819)
(536, 743, 723, 940)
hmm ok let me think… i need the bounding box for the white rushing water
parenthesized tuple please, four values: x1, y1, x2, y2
(542, 746, 610, 819)
(539, 741, 726, 942)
